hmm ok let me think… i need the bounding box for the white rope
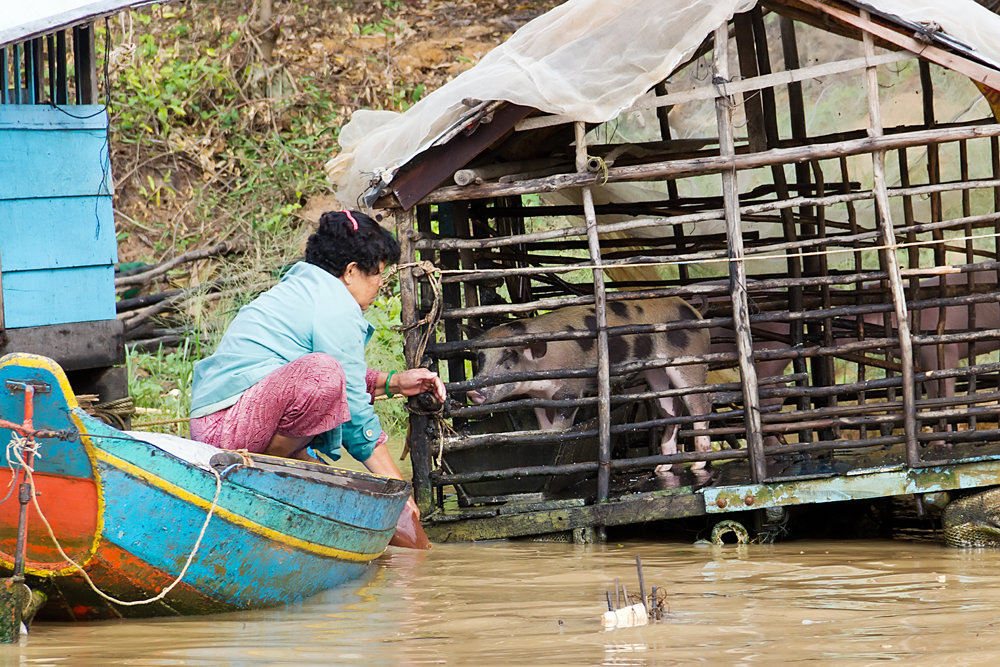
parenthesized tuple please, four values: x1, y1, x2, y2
(0, 435, 32, 507)
(108, 12, 136, 74)
(8, 436, 223, 608)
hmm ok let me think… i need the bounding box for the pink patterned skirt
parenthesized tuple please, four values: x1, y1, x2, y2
(189, 353, 352, 453)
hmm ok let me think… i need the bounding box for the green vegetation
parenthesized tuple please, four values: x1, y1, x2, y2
(111, 2, 437, 437)
(127, 341, 197, 436)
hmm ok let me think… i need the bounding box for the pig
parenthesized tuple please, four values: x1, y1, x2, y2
(905, 270, 1000, 403)
(465, 297, 712, 478)
(708, 321, 795, 448)
(872, 270, 1000, 444)
(709, 269, 1000, 447)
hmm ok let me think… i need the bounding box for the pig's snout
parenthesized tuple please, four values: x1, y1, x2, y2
(467, 389, 487, 405)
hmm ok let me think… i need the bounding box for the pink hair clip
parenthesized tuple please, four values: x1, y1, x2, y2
(343, 210, 359, 231)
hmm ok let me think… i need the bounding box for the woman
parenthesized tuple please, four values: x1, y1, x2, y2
(189, 209, 444, 548)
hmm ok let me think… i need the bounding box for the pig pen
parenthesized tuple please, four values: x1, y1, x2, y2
(333, 0, 1000, 543)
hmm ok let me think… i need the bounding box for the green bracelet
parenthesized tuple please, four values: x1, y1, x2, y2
(385, 370, 397, 398)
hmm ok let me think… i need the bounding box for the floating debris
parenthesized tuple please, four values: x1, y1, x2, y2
(602, 602, 648, 629)
(601, 555, 667, 629)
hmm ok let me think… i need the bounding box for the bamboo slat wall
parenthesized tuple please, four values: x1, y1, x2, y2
(392, 5, 1000, 527)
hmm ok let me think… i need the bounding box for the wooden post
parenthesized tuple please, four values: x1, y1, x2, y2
(993, 136, 1000, 400)
(653, 80, 685, 280)
(961, 140, 978, 428)
(55, 31, 68, 105)
(72, 24, 97, 105)
(714, 24, 767, 483)
(779, 16, 814, 219)
(397, 208, 433, 512)
(751, 8, 812, 432)
(12, 44, 22, 104)
(576, 121, 613, 509)
(0, 46, 8, 104)
(811, 159, 837, 439)
(438, 203, 467, 389)
(920, 59, 948, 408)
(840, 156, 868, 438)
(0, 579, 21, 643)
(734, 13, 767, 154)
(862, 14, 919, 464)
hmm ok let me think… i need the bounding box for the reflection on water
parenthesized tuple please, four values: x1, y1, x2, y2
(5, 539, 1000, 665)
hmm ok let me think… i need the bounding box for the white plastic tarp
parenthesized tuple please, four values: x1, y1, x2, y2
(325, 0, 1000, 208)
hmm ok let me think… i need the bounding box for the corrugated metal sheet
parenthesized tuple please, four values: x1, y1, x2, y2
(2, 0, 172, 47)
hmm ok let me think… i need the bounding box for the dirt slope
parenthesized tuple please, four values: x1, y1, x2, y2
(112, 0, 563, 266)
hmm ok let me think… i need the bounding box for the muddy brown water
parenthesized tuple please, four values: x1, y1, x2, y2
(4, 538, 1000, 665)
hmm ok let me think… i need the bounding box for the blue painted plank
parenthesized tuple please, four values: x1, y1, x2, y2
(225, 466, 405, 531)
(0, 195, 115, 271)
(0, 105, 108, 130)
(0, 109, 113, 201)
(2, 265, 115, 328)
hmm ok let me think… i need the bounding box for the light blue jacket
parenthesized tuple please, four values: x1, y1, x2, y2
(190, 261, 381, 462)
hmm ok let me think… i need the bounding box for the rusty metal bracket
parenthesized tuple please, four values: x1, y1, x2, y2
(702, 455, 1000, 513)
(5, 380, 51, 395)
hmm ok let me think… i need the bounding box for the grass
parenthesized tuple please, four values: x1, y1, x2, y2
(127, 340, 197, 437)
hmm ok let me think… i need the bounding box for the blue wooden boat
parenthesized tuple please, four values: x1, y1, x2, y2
(0, 353, 411, 620)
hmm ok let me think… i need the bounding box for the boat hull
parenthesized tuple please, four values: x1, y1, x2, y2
(0, 353, 411, 620)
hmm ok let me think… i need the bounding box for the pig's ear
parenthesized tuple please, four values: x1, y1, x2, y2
(524, 340, 547, 360)
(459, 323, 484, 339)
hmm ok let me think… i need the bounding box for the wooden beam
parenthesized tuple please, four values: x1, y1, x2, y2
(799, 0, 1000, 91)
(396, 208, 433, 512)
(861, 12, 919, 465)
(421, 122, 1000, 204)
(390, 103, 534, 210)
(575, 121, 612, 508)
(72, 24, 97, 105)
(714, 24, 767, 483)
(734, 12, 768, 153)
(425, 490, 705, 542)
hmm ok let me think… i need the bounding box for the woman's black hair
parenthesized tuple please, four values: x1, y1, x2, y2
(305, 210, 401, 276)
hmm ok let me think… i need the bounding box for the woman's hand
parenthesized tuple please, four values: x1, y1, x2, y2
(389, 495, 431, 549)
(389, 368, 447, 403)
(361, 442, 432, 550)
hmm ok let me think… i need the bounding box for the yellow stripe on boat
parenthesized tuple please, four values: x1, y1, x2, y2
(95, 449, 383, 563)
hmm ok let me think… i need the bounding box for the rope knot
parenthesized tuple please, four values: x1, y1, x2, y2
(7, 434, 39, 470)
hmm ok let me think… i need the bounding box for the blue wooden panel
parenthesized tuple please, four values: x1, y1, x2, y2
(3, 265, 115, 328)
(0, 105, 113, 200)
(0, 105, 108, 131)
(0, 196, 115, 271)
